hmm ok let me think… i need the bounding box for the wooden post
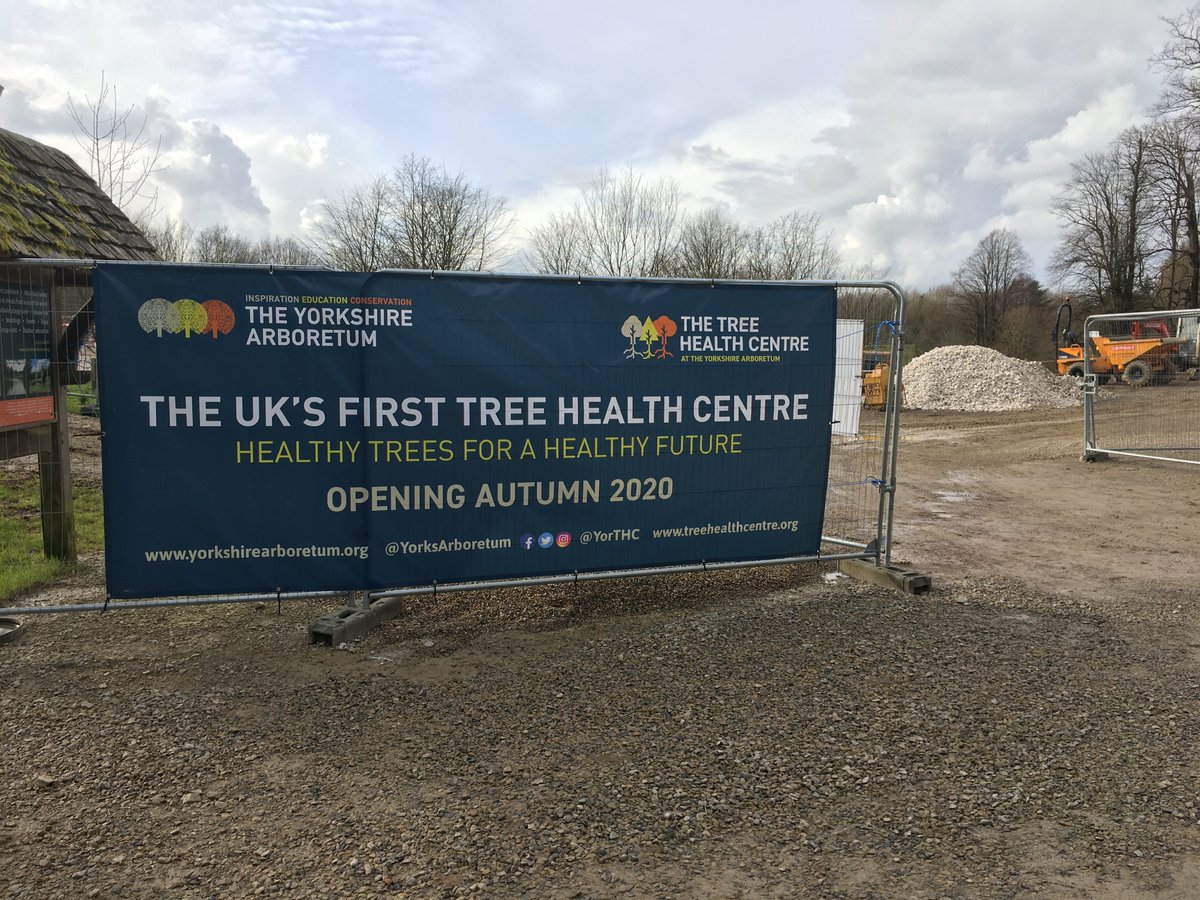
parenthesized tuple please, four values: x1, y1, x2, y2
(39, 279, 76, 561)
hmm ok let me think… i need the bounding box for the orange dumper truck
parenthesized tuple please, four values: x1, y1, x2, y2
(1053, 302, 1186, 386)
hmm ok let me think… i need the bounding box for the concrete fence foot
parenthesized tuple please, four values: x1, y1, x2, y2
(838, 559, 932, 595)
(308, 595, 406, 646)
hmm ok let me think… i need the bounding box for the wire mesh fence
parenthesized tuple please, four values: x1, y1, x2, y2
(1, 262, 905, 615)
(824, 286, 902, 562)
(1, 261, 94, 578)
(1080, 309, 1200, 465)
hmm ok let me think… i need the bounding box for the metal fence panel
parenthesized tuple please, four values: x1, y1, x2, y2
(0, 261, 906, 614)
(824, 287, 903, 563)
(1082, 309, 1200, 465)
(1, 262, 94, 571)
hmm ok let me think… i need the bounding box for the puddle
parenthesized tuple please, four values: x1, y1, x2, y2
(923, 485, 977, 518)
(933, 490, 976, 503)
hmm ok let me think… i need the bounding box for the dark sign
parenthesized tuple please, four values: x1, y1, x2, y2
(96, 264, 836, 599)
(0, 282, 54, 427)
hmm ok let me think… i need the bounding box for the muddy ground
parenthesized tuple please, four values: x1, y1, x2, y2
(1, 399, 1199, 899)
(894, 398, 1200, 612)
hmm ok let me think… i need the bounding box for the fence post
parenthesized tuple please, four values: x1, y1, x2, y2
(39, 278, 76, 561)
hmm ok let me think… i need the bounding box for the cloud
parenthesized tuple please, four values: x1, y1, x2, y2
(505, 1, 1180, 286)
(154, 118, 271, 234)
(0, 0, 1187, 289)
(0, 78, 71, 136)
(813, 0, 1178, 285)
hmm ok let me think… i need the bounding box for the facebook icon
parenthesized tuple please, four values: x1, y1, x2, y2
(519, 533, 535, 550)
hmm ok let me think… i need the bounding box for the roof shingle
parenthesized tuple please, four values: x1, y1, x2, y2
(0, 126, 158, 261)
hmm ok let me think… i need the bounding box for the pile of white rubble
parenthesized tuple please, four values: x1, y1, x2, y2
(902, 345, 1084, 412)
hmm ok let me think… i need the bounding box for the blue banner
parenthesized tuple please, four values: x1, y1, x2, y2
(95, 265, 836, 599)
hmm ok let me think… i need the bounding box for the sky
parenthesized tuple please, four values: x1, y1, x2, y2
(0, 0, 1186, 289)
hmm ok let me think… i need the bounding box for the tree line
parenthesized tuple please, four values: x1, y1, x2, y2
(133, 160, 864, 285)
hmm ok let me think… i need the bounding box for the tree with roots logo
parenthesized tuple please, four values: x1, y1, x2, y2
(637, 317, 660, 359)
(652, 315, 677, 358)
(621, 315, 644, 358)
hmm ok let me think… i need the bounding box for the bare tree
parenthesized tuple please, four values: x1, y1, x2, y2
(1143, 120, 1200, 308)
(742, 211, 842, 280)
(1145, 10, 1200, 308)
(525, 165, 854, 285)
(1051, 127, 1157, 313)
(312, 176, 396, 270)
(254, 235, 320, 266)
(138, 215, 194, 262)
(526, 211, 587, 274)
(1137, 13, 1200, 308)
(138, 213, 322, 266)
(1153, 6, 1200, 119)
(951, 229, 1034, 346)
(582, 168, 680, 276)
(389, 155, 512, 270)
(68, 74, 163, 218)
(674, 207, 745, 279)
(191, 224, 258, 263)
(312, 160, 511, 271)
(528, 168, 682, 277)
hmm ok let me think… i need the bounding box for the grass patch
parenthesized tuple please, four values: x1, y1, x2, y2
(0, 470, 104, 601)
(65, 388, 98, 416)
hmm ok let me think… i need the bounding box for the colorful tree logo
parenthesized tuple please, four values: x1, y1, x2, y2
(620, 314, 677, 361)
(175, 299, 208, 337)
(621, 315, 642, 358)
(137, 298, 181, 337)
(201, 300, 236, 339)
(652, 315, 677, 359)
(137, 298, 235, 340)
(637, 317, 660, 359)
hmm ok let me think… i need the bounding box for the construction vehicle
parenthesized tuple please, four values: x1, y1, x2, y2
(1174, 312, 1200, 368)
(862, 349, 890, 408)
(1053, 301, 1112, 381)
(1053, 301, 1185, 386)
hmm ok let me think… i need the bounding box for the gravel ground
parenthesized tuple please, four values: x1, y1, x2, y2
(2, 413, 1200, 898)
